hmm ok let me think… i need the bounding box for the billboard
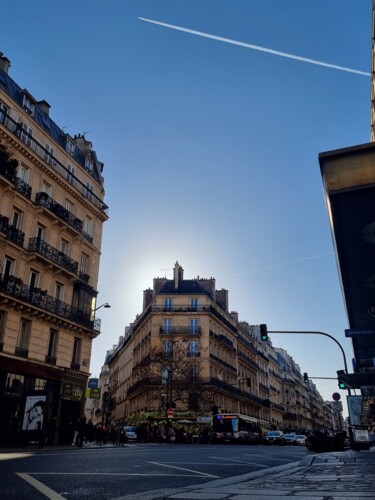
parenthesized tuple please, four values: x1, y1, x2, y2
(22, 394, 46, 431)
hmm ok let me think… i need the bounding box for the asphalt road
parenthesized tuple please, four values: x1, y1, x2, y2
(0, 443, 309, 499)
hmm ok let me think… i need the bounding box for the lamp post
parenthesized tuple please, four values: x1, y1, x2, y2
(94, 302, 111, 312)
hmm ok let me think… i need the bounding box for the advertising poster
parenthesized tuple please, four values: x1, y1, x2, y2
(22, 394, 46, 431)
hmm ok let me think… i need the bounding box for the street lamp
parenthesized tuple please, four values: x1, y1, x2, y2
(94, 302, 111, 312)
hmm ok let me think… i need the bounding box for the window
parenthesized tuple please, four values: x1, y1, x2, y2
(55, 282, 64, 302)
(163, 340, 173, 357)
(16, 164, 30, 183)
(163, 318, 171, 333)
(190, 298, 199, 310)
(3, 257, 15, 277)
(47, 329, 58, 358)
(67, 164, 75, 184)
(66, 139, 75, 157)
(36, 224, 46, 240)
(29, 269, 40, 289)
(190, 364, 199, 380)
(11, 208, 23, 229)
(85, 182, 93, 201)
(41, 181, 52, 197)
(44, 143, 54, 166)
(161, 366, 170, 384)
(60, 239, 69, 256)
(72, 337, 81, 364)
(189, 340, 199, 357)
(65, 199, 73, 213)
(190, 319, 199, 334)
(85, 157, 93, 173)
(83, 216, 93, 236)
(0, 310, 6, 344)
(0, 101, 7, 124)
(17, 319, 31, 350)
(80, 253, 89, 274)
(164, 299, 172, 310)
(20, 122, 33, 147)
(22, 94, 35, 116)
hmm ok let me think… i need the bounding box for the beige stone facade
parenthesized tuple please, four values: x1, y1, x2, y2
(0, 53, 108, 446)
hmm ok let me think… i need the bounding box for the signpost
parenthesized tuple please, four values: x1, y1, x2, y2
(167, 407, 174, 418)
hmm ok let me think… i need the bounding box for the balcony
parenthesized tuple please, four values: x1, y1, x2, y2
(79, 271, 90, 283)
(28, 237, 78, 274)
(0, 273, 95, 330)
(45, 355, 56, 365)
(0, 162, 16, 183)
(70, 362, 80, 370)
(0, 214, 25, 247)
(82, 231, 93, 244)
(14, 177, 32, 199)
(35, 192, 83, 233)
(160, 326, 201, 335)
(15, 347, 28, 358)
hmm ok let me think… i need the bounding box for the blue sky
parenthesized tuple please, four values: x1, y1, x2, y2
(1, 0, 371, 412)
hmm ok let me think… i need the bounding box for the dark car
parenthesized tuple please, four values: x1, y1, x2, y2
(283, 433, 296, 445)
(121, 425, 138, 443)
(264, 430, 284, 444)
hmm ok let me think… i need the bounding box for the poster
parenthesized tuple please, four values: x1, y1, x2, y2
(22, 395, 46, 431)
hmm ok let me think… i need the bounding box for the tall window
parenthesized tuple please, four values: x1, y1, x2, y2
(67, 164, 75, 184)
(72, 337, 81, 364)
(163, 318, 172, 333)
(161, 366, 170, 385)
(41, 181, 52, 197)
(36, 224, 46, 240)
(164, 299, 172, 310)
(22, 95, 35, 116)
(190, 318, 198, 334)
(11, 208, 23, 229)
(60, 239, 69, 256)
(0, 101, 7, 123)
(3, 257, 15, 277)
(85, 157, 93, 173)
(83, 216, 93, 237)
(66, 140, 75, 157)
(190, 298, 199, 310)
(29, 269, 40, 289)
(55, 282, 64, 302)
(189, 340, 199, 357)
(17, 319, 31, 350)
(85, 182, 93, 201)
(16, 164, 30, 183)
(190, 364, 199, 380)
(44, 143, 54, 166)
(163, 340, 173, 357)
(80, 253, 89, 274)
(47, 329, 58, 359)
(20, 122, 33, 147)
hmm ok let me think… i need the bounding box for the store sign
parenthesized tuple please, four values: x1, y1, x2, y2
(85, 388, 101, 399)
(61, 383, 85, 401)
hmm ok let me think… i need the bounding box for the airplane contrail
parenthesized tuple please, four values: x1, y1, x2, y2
(217, 252, 333, 281)
(139, 17, 370, 77)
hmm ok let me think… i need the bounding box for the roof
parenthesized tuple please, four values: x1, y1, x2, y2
(158, 279, 213, 297)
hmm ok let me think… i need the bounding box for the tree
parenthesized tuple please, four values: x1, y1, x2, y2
(0, 142, 18, 181)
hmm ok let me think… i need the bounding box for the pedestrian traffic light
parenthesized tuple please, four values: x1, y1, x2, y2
(303, 372, 309, 384)
(260, 324, 268, 341)
(337, 370, 347, 390)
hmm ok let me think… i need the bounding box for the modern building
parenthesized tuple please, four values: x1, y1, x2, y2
(0, 52, 108, 445)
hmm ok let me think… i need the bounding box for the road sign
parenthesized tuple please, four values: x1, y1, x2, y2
(345, 329, 375, 337)
(167, 407, 174, 417)
(332, 392, 341, 401)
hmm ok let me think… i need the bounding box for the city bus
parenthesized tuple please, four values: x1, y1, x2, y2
(210, 413, 262, 444)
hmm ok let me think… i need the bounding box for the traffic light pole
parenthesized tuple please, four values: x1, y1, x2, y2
(268, 330, 351, 395)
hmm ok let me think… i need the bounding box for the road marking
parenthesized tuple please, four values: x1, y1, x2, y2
(208, 456, 269, 467)
(17, 473, 65, 499)
(148, 461, 219, 478)
(26, 472, 203, 477)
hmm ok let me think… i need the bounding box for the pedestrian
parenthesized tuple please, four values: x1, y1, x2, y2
(77, 415, 87, 447)
(72, 417, 80, 446)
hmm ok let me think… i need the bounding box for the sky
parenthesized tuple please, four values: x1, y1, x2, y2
(1, 0, 371, 414)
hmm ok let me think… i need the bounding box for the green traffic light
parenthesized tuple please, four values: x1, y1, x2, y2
(339, 382, 346, 389)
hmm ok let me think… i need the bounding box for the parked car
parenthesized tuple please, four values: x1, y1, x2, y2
(263, 430, 284, 444)
(121, 425, 138, 443)
(283, 433, 296, 445)
(294, 434, 306, 446)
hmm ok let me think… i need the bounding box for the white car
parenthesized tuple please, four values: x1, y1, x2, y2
(294, 434, 306, 446)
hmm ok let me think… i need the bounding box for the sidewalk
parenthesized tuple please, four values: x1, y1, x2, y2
(163, 448, 375, 499)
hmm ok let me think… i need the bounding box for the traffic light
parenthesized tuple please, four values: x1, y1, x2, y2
(303, 372, 309, 384)
(260, 324, 268, 341)
(337, 370, 347, 390)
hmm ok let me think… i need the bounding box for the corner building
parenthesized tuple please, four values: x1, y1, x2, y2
(0, 53, 108, 445)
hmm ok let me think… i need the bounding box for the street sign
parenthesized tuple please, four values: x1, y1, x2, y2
(345, 329, 375, 337)
(167, 408, 174, 417)
(332, 392, 341, 401)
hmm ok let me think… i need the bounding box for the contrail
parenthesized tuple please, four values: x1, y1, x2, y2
(139, 17, 370, 77)
(217, 252, 333, 281)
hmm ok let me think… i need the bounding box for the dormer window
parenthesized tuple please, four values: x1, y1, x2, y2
(44, 143, 54, 166)
(22, 94, 35, 116)
(66, 139, 75, 157)
(84, 157, 93, 173)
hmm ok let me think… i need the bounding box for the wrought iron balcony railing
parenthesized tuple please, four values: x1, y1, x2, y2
(0, 273, 95, 330)
(15, 347, 28, 358)
(159, 326, 201, 335)
(0, 162, 16, 183)
(28, 237, 78, 274)
(35, 192, 83, 232)
(14, 177, 32, 199)
(82, 231, 93, 244)
(0, 215, 25, 247)
(45, 355, 56, 365)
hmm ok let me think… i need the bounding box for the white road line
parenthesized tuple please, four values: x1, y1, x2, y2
(208, 456, 269, 468)
(148, 461, 219, 478)
(16, 473, 65, 500)
(28, 472, 200, 477)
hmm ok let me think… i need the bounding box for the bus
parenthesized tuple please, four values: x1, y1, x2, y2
(210, 413, 262, 444)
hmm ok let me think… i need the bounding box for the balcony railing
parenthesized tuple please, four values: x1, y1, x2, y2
(14, 177, 32, 199)
(159, 326, 201, 335)
(28, 237, 78, 274)
(70, 362, 80, 370)
(45, 355, 56, 365)
(0, 215, 25, 247)
(82, 231, 93, 244)
(0, 273, 95, 330)
(0, 162, 16, 183)
(152, 305, 211, 313)
(15, 347, 28, 358)
(0, 110, 108, 214)
(35, 192, 83, 233)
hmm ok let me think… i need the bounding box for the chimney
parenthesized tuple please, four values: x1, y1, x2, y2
(0, 52, 11, 74)
(74, 134, 92, 153)
(173, 261, 184, 289)
(143, 288, 153, 310)
(216, 289, 229, 312)
(38, 99, 51, 116)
